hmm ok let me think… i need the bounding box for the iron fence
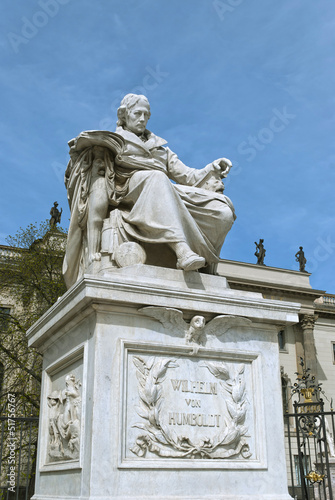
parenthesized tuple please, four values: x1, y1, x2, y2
(1, 404, 334, 500)
(0, 416, 38, 500)
(284, 403, 335, 500)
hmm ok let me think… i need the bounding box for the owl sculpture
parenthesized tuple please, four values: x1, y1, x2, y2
(140, 306, 252, 354)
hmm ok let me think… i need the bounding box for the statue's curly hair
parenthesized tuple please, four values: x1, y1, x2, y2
(117, 93, 151, 127)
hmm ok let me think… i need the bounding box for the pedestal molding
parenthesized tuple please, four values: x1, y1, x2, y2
(28, 270, 300, 349)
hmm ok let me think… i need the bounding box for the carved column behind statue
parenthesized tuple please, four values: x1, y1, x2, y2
(300, 314, 318, 379)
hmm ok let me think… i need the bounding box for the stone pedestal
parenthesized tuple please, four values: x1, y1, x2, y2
(27, 265, 299, 500)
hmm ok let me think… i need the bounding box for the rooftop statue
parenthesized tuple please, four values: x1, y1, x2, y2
(254, 239, 266, 266)
(295, 246, 307, 273)
(63, 94, 236, 288)
(49, 201, 62, 228)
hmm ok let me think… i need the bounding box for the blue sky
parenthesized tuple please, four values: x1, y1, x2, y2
(1, 0, 334, 292)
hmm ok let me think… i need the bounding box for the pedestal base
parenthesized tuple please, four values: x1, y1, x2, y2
(28, 265, 299, 500)
(31, 496, 293, 500)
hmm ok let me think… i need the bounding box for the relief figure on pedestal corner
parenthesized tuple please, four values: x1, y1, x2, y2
(63, 93, 236, 287)
(47, 390, 64, 457)
(47, 374, 81, 462)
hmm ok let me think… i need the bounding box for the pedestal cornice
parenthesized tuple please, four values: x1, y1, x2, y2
(27, 265, 300, 349)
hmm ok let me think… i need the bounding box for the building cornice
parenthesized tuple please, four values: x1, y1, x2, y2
(226, 279, 325, 299)
(217, 259, 325, 301)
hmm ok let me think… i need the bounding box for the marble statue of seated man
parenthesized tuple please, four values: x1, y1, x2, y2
(63, 93, 236, 288)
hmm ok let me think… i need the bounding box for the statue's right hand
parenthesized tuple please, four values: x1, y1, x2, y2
(212, 158, 232, 178)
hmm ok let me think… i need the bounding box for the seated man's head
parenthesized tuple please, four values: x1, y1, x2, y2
(117, 94, 151, 135)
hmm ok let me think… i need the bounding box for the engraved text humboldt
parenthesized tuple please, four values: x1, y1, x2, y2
(170, 379, 217, 395)
(168, 412, 221, 427)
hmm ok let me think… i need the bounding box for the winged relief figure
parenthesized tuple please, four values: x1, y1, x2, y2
(139, 306, 252, 353)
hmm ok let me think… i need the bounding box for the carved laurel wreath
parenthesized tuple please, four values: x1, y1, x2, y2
(130, 356, 251, 459)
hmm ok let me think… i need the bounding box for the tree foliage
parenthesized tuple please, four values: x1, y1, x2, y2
(0, 221, 67, 416)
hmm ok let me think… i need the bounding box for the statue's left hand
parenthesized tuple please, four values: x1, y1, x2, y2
(212, 158, 232, 178)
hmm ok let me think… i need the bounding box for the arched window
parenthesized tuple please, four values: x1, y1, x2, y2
(0, 307, 10, 331)
(281, 376, 288, 411)
(278, 329, 286, 351)
(280, 366, 290, 412)
(0, 362, 4, 396)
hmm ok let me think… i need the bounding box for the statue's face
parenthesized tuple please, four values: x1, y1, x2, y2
(125, 102, 150, 135)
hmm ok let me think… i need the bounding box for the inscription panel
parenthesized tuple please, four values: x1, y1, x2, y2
(120, 342, 266, 469)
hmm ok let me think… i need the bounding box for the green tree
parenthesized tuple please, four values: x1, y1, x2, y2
(0, 221, 67, 416)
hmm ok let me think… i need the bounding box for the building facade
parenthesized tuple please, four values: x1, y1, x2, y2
(216, 259, 335, 404)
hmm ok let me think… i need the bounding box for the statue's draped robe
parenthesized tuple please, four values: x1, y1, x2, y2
(63, 127, 235, 288)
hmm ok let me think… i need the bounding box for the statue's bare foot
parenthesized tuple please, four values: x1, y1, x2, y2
(89, 252, 101, 264)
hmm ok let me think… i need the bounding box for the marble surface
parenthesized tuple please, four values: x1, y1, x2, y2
(28, 265, 300, 350)
(28, 268, 296, 499)
(63, 94, 236, 287)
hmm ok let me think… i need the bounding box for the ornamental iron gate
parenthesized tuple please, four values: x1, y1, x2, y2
(284, 360, 335, 500)
(284, 404, 335, 500)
